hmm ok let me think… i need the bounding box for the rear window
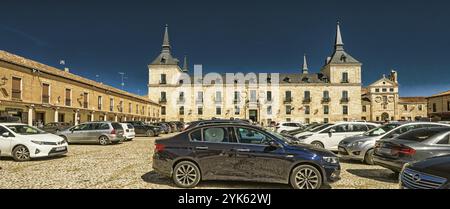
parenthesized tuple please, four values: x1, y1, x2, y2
(111, 123, 122, 130)
(398, 129, 447, 142)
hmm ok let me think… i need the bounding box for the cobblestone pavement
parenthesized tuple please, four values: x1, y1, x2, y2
(0, 133, 399, 189)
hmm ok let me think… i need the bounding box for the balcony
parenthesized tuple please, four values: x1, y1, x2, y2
(283, 97, 293, 104)
(340, 97, 349, 103)
(159, 98, 167, 104)
(321, 97, 331, 103)
(159, 80, 167, 85)
(341, 79, 349, 84)
(302, 97, 311, 104)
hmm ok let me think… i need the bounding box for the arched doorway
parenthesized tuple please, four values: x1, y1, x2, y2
(381, 112, 389, 121)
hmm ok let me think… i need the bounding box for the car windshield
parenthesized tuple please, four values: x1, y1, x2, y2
(398, 128, 449, 142)
(6, 125, 46, 135)
(311, 124, 334, 132)
(364, 123, 400, 136)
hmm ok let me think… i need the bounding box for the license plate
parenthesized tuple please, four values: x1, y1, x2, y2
(55, 146, 66, 151)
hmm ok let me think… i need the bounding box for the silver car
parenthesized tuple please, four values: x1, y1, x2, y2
(58, 122, 124, 145)
(338, 122, 450, 164)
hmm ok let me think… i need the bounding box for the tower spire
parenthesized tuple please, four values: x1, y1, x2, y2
(335, 21, 344, 51)
(162, 24, 171, 53)
(182, 54, 188, 72)
(302, 54, 308, 74)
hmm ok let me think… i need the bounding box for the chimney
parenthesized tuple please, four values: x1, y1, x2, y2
(64, 67, 70, 73)
(390, 70, 398, 83)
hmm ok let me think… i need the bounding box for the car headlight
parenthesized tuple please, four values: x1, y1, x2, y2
(323, 156, 339, 164)
(350, 141, 364, 147)
(31, 140, 44, 145)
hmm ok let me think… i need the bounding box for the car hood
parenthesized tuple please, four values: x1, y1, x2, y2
(295, 131, 314, 137)
(286, 143, 336, 157)
(409, 155, 450, 179)
(17, 133, 64, 142)
(341, 134, 377, 143)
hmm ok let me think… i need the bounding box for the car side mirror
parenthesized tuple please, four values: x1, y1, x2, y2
(2, 132, 10, 138)
(328, 129, 335, 137)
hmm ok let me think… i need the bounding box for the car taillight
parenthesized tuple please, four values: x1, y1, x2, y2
(111, 129, 116, 134)
(392, 145, 416, 155)
(155, 144, 165, 152)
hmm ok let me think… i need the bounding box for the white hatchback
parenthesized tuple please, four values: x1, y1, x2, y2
(0, 123, 68, 161)
(120, 123, 135, 141)
(276, 122, 304, 133)
(295, 122, 380, 151)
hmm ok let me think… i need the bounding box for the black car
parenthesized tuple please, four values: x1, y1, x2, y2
(124, 121, 161, 137)
(184, 119, 248, 131)
(152, 123, 341, 189)
(400, 155, 450, 189)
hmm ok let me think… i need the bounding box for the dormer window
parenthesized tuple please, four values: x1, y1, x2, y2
(267, 76, 272, 84)
(340, 54, 347, 62)
(302, 77, 309, 83)
(179, 79, 184, 85)
(161, 57, 167, 63)
(283, 77, 291, 83)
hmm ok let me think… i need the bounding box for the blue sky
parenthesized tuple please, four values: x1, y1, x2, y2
(0, 0, 449, 96)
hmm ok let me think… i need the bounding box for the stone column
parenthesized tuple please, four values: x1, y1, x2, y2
(28, 107, 34, 126)
(114, 115, 118, 122)
(54, 108, 59, 122)
(74, 111, 79, 125)
(90, 112, 95, 121)
(124, 116, 127, 121)
(104, 114, 107, 121)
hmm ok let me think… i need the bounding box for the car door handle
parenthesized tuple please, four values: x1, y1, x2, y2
(195, 146, 208, 150)
(235, 148, 250, 152)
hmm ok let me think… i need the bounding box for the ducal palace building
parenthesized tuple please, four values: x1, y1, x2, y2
(148, 23, 427, 124)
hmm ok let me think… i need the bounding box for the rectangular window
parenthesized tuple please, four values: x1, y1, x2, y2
(267, 91, 272, 101)
(65, 89, 71, 106)
(267, 106, 272, 115)
(304, 91, 311, 103)
(375, 88, 380, 93)
(342, 91, 349, 99)
(197, 107, 203, 115)
(323, 91, 329, 98)
(433, 103, 437, 112)
(12, 77, 22, 100)
(324, 105, 329, 115)
(216, 107, 222, 115)
(119, 101, 123, 112)
(98, 96, 102, 110)
(343, 105, 348, 115)
(250, 90, 257, 102)
(235, 106, 240, 115)
(110, 98, 114, 112)
(305, 118, 310, 124)
(305, 106, 310, 115)
(215, 91, 222, 103)
(286, 105, 292, 115)
(83, 92, 88, 108)
(418, 104, 423, 111)
(234, 91, 240, 103)
(342, 72, 349, 83)
(42, 83, 50, 104)
(285, 91, 292, 102)
(362, 105, 367, 112)
(161, 106, 166, 115)
(197, 91, 203, 103)
(129, 102, 132, 113)
(160, 74, 167, 84)
(447, 101, 450, 111)
(390, 88, 394, 92)
(404, 105, 408, 111)
(382, 88, 387, 92)
(324, 118, 329, 123)
(179, 106, 184, 115)
(160, 92, 166, 102)
(136, 104, 139, 114)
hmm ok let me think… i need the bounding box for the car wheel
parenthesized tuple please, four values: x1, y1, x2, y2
(99, 136, 109, 145)
(146, 130, 154, 137)
(290, 165, 322, 189)
(311, 141, 324, 149)
(12, 145, 31, 161)
(173, 161, 201, 188)
(364, 149, 375, 165)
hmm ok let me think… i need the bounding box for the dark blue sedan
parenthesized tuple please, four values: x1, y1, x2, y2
(152, 123, 340, 189)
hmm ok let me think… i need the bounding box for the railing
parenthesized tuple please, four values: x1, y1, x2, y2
(302, 97, 311, 103)
(283, 97, 293, 104)
(340, 97, 349, 103)
(322, 97, 331, 103)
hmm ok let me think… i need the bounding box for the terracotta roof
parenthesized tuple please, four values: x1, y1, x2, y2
(0, 50, 159, 106)
(427, 90, 450, 98)
(399, 97, 427, 103)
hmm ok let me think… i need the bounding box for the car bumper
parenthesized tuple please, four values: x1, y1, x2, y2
(29, 145, 68, 158)
(323, 164, 341, 183)
(373, 155, 410, 172)
(124, 133, 135, 139)
(152, 153, 173, 177)
(337, 145, 365, 161)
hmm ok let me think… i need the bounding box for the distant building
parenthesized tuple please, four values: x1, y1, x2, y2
(0, 51, 161, 126)
(427, 90, 450, 121)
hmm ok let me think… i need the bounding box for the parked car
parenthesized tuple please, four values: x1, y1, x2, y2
(275, 122, 304, 134)
(286, 123, 322, 136)
(155, 122, 171, 134)
(338, 122, 449, 164)
(152, 123, 341, 189)
(172, 121, 184, 132)
(399, 155, 450, 189)
(373, 127, 450, 173)
(41, 122, 72, 134)
(184, 119, 249, 131)
(0, 116, 21, 123)
(58, 122, 124, 145)
(296, 122, 380, 151)
(120, 123, 135, 141)
(0, 123, 67, 161)
(124, 121, 161, 137)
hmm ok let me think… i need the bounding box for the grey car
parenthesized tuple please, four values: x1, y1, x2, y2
(338, 122, 450, 164)
(373, 127, 450, 173)
(58, 122, 124, 145)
